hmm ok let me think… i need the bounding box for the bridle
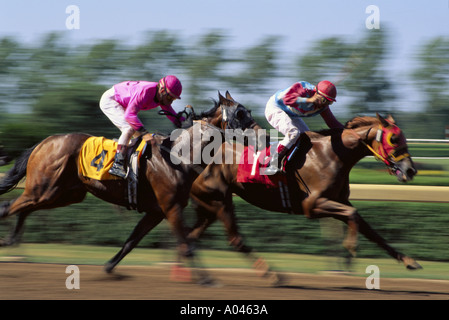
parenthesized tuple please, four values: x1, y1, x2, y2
(220, 104, 257, 131)
(350, 123, 411, 174)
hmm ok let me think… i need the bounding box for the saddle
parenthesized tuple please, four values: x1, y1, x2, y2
(236, 144, 287, 187)
(78, 135, 151, 210)
(236, 140, 309, 213)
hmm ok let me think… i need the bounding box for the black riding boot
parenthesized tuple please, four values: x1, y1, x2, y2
(109, 152, 127, 178)
(265, 146, 288, 175)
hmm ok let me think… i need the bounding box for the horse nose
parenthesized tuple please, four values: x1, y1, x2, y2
(407, 167, 417, 178)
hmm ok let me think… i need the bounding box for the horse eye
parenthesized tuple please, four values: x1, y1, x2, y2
(236, 110, 245, 119)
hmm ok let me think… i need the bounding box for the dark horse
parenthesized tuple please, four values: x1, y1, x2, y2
(0, 91, 263, 277)
(186, 114, 422, 279)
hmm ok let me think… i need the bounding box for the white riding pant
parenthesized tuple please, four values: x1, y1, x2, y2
(99, 87, 136, 146)
(265, 95, 309, 149)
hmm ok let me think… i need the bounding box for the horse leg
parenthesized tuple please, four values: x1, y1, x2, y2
(221, 197, 286, 285)
(190, 191, 284, 285)
(104, 210, 164, 273)
(163, 203, 214, 285)
(0, 165, 87, 247)
(0, 187, 87, 245)
(186, 202, 217, 243)
(0, 212, 30, 247)
(311, 198, 359, 257)
(356, 214, 421, 269)
(311, 198, 421, 269)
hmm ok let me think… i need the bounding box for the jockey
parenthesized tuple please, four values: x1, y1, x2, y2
(100, 75, 184, 178)
(265, 80, 344, 175)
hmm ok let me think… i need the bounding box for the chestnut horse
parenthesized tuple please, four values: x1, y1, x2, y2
(186, 114, 422, 279)
(0, 92, 262, 279)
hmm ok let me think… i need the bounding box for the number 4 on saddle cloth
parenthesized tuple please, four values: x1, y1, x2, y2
(78, 136, 150, 210)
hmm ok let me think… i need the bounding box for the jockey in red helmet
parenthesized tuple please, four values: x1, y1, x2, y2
(100, 75, 184, 178)
(265, 80, 343, 175)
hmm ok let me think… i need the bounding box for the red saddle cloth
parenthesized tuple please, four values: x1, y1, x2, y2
(236, 145, 287, 188)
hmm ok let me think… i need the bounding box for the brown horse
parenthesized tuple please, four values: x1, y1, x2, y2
(0, 91, 262, 278)
(186, 114, 422, 278)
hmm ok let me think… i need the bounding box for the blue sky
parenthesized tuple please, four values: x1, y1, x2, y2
(1, 0, 447, 51)
(2, 1, 447, 49)
(1, 0, 448, 113)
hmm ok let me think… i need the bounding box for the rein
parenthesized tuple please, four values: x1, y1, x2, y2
(349, 126, 410, 166)
(349, 128, 386, 162)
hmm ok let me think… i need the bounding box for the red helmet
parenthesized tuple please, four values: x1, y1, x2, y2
(316, 80, 337, 102)
(159, 75, 182, 99)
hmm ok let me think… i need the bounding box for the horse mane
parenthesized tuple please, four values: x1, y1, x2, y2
(193, 95, 246, 121)
(192, 100, 220, 120)
(306, 116, 380, 139)
(344, 116, 380, 129)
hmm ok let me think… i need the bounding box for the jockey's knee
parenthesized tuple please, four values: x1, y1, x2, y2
(118, 128, 135, 145)
(283, 130, 300, 149)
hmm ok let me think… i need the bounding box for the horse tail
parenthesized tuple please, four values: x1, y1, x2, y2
(0, 145, 36, 195)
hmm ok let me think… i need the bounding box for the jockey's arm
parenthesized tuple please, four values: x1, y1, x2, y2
(160, 104, 185, 128)
(320, 108, 344, 129)
(124, 102, 145, 132)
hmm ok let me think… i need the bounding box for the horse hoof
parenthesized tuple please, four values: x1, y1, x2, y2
(402, 256, 422, 270)
(269, 272, 287, 287)
(170, 264, 192, 282)
(104, 263, 115, 274)
(197, 276, 221, 287)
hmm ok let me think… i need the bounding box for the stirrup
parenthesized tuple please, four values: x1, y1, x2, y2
(264, 151, 285, 175)
(264, 164, 283, 175)
(109, 163, 128, 179)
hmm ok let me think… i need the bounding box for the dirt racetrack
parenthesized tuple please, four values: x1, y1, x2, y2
(0, 262, 448, 301)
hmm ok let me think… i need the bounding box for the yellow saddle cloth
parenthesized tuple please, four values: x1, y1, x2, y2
(79, 136, 146, 180)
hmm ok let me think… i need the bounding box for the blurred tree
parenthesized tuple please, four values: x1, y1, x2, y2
(0, 37, 25, 113)
(128, 30, 185, 80)
(16, 32, 70, 105)
(343, 29, 394, 115)
(3, 28, 448, 156)
(296, 36, 352, 85)
(222, 35, 280, 95)
(182, 30, 228, 107)
(66, 39, 124, 84)
(411, 37, 449, 137)
(32, 82, 111, 137)
(296, 29, 394, 116)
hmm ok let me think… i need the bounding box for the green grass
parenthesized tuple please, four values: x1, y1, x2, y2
(350, 157, 449, 186)
(1, 243, 448, 281)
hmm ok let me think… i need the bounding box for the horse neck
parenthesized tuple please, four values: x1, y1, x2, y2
(176, 121, 223, 168)
(207, 108, 224, 128)
(340, 124, 379, 167)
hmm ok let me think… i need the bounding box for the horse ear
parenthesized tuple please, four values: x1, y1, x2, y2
(225, 91, 234, 101)
(386, 114, 395, 124)
(218, 91, 226, 104)
(377, 113, 390, 127)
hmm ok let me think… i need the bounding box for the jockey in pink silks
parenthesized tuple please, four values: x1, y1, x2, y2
(265, 80, 344, 175)
(100, 75, 183, 178)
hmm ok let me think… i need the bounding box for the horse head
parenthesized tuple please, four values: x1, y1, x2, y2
(345, 114, 417, 182)
(217, 91, 259, 131)
(185, 91, 267, 149)
(373, 113, 417, 182)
